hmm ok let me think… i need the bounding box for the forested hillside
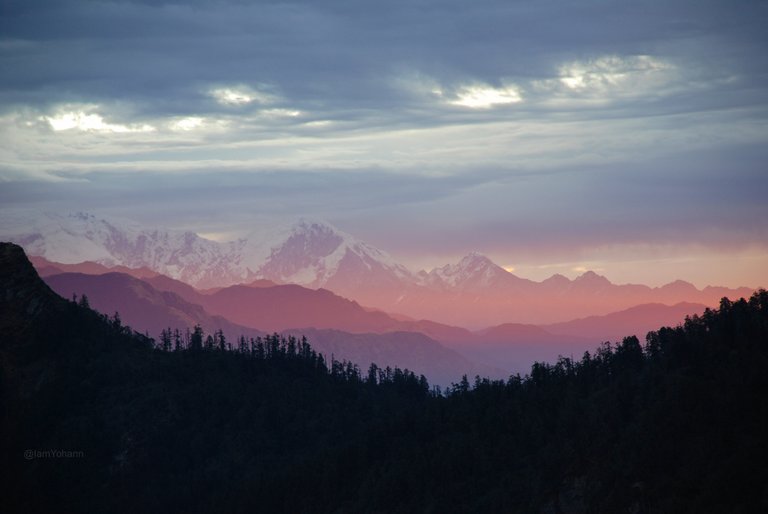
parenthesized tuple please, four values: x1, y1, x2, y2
(2, 242, 766, 513)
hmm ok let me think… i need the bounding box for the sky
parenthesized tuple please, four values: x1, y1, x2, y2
(1, 0, 767, 288)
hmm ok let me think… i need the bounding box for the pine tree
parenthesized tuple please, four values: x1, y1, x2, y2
(173, 328, 183, 351)
(189, 325, 204, 351)
(160, 328, 172, 352)
(367, 363, 379, 385)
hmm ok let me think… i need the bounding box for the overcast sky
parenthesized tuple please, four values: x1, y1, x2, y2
(1, 0, 767, 287)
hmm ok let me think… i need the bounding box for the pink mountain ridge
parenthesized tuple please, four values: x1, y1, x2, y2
(42, 269, 496, 386)
(38, 255, 737, 381)
(16, 213, 753, 328)
(9, 213, 759, 380)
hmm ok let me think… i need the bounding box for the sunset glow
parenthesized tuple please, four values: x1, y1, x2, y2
(0, 0, 766, 290)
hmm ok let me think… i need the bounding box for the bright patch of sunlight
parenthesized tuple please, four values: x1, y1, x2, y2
(260, 109, 302, 118)
(44, 110, 154, 133)
(557, 55, 670, 92)
(210, 86, 275, 106)
(450, 85, 522, 108)
(170, 117, 205, 131)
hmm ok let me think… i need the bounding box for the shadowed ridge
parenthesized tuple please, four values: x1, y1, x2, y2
(0, 242, 155, 361)
(44, 271, 266, 342)
(0, 242, 67, 339)
(0, 242, 150, 514)
(542, 301, 709, 341)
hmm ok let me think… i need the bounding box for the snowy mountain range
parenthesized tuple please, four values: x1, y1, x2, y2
(0, 211, 537, 294)
(0, 211, 412, 290)
(0, 210, 757, 326)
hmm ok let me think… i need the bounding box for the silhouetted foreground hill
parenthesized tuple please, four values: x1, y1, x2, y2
(2, 242, 767, 513)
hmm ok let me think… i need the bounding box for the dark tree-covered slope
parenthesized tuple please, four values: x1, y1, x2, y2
(1, 242, 767, 513)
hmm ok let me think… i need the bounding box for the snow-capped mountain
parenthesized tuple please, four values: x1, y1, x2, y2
(252, 219, 414, 289)
(424, 252, 532, 291)
(0, 210, 756, 326)
(0, 211, 243, 287)
(0, 211, 415, 290)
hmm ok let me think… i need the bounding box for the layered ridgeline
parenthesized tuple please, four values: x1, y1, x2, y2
(40, 270, 712, 377)
(1, 211, 755, 326)
(2, 242, 767, 513)
(41, 271, 501, 385)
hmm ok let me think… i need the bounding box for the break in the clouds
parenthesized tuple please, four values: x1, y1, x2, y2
(1, 0, 767, 287)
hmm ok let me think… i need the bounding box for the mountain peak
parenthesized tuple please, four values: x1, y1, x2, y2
(458, 251, 494, 266)
(427, 252, 511, 289)
(291, 217, 344, 236)
(0, 242, 60, 328)
(242, 217, 414, 289)
(0, 242, 36, 288)
(573, 270, 612, 287)
(659, 279, 698, 291)
(542, 273, 571, 287)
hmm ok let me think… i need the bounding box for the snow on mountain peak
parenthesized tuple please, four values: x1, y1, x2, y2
(0, 210, 414, 290)
(0, 210, 167, 266)
(240, 216, 412, 287)
(426, 252, 510, 289)
(458, 251, 495, 268)
(255, 219, 348, 286)
(292, 217, 341, 235)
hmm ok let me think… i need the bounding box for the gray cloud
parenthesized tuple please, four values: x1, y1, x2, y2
(1, 0, 767, 283)
(2, 0, 766, 117)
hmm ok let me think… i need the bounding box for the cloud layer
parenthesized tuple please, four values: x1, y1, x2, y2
(1, 0, 767, 286)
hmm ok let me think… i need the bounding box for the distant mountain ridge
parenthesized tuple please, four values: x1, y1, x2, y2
(542, 302, 709, 342)
(44, 272, 264, 341)
(2, 210, 757, 325)
(43, 270, 502, 384)
(41, 268, 715, 376)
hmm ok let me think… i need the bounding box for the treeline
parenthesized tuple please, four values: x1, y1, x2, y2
(427, 292, 768, 512)
(73, 291, 431, 392)
(157, 324, 431, 393)
(4, 273, 767, 512)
